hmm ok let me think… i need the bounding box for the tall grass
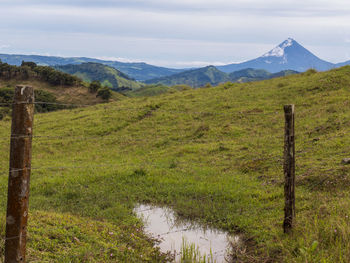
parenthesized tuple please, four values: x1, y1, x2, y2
(180, 238, 215, 263)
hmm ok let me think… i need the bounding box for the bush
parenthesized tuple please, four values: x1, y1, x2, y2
(89, 81, 101, 93)
(304, 69, 318, 76)
(96, 87, 112, 101)
(0, 107, 10, 120)
(21, 61, 37, 69)
(0, 87, 63, 116)
(201, 83, 212, 88)
(34, 90, 63, 112)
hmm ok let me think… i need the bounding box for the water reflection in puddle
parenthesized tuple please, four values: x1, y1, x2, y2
(134, 204, 238, 262)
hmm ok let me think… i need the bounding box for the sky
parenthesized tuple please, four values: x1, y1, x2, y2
(0, 0, 349, 68)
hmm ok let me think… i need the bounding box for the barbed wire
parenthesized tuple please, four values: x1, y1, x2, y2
(0, 131, 346, 154)
(0, 162, 139, 176)
(0, 100, 283, 116)
(0, 141, 347, 178)
(1, 131, 281, 150)
(0, 101, 95, 107)
(1, 147, 348, 179)
(0, 133, 203, 142)
(1, 235, 21, 241)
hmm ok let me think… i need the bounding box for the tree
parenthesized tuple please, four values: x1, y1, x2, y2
(21, 61, 37, 69)
(89, 80, 101, 93)
(96, 87, 112, 101)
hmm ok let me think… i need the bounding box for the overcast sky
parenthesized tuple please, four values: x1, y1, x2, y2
(0, 0, 349, 68)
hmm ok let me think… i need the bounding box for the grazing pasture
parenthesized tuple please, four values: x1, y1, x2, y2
(1, 66, 350, 262)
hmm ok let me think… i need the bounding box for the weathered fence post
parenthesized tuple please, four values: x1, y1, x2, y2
(283, 104, 295, 233)
(5, 86, 34, 262)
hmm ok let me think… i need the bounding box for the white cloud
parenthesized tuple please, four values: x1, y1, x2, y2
(3, 0, 350, 16)
(0, 44, 10, 50)
(0, 0, 349, 66)
(170, 61, 230, 68)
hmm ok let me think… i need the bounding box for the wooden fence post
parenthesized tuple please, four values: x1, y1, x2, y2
(283, 104, 295, 233)
(5, 86, 34, 262)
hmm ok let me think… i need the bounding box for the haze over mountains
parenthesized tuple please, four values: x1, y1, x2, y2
(0, 54, 182, 81)
(0, 38, 349, 85)
(144, 66, 298, 87)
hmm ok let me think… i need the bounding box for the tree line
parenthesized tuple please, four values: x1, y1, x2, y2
(0, 60, 82, 86)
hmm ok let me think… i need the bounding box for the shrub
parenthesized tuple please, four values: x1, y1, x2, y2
(21, 61, 37, 69)
(304, 69, 318, 76)
(96, 87, 112, 101)
(89, 81, 101, 93)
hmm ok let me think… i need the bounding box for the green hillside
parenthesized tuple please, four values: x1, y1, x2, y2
(228, 68, 271, 82)
(146, 66, 298, 87)
(145, 65, 230, 87)
(0, 61, 124, 119)
(229, 68, 299, 83)
(55, 63, 142, 91)
(125, 84, 191, 97)
(0, 66, 350, 262)
(0, 54, 184, 81)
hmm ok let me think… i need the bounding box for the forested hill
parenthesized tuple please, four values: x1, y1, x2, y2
(55, 63, 142, 91)
(145, 66, 299, 87)
(0, 54, 184, 81)
(0, 60, 81, 86)
(0, 61, 123, 119)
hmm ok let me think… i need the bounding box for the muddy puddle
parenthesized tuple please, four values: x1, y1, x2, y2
(134, 204, 239, 262)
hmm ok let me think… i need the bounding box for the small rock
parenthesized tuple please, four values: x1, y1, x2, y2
(341, 158, 350, 165)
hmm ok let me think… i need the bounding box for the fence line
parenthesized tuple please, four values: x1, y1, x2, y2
(2, 145, 348, 178)
(1, 142, 348, 178)
(1, 95, 350, 260)
(0, 102, 94, 107)
(1, 100, 282, 116)
(0, 154, 284, 174)
(0, 132, 346, 150)
(0, 134, 284, 143)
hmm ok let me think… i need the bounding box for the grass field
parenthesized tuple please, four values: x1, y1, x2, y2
(0, 79, 124, 107)
(0, 66, 350, 262)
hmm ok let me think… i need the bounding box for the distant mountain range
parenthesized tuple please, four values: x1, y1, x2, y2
(0, 38, 349, 83)
(55, 63, 142, 91)
(337, 60, 350, 67)
(0, 54, 182, 81)
(145, 66, 298, 87)
(145, 66, 229, 87)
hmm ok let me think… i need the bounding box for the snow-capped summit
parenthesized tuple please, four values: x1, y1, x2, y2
(218, 38, 334, 73)
(262, 38, 294, 58)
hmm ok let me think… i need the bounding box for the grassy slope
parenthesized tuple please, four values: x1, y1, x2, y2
(56, 63, 142, 91)
(0, 79, 123, 107)
(0, 66, 350, 262)
(126, 84, 191, 97)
